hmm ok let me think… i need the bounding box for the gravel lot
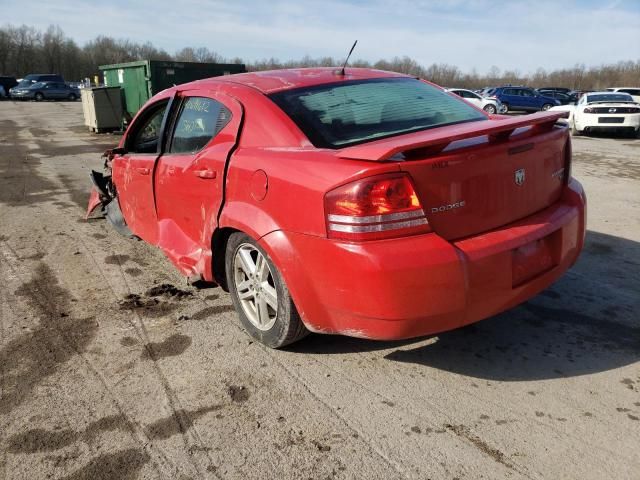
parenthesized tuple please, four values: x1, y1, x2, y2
(1, 101, 638, 480)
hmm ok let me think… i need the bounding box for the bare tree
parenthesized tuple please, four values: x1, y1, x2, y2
(0, 23, 637, 89)
(42, 25, 65, 73)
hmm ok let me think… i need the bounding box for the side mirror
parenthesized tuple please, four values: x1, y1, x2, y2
(102, 147, 126, 160)
(110, 147, 127, 156)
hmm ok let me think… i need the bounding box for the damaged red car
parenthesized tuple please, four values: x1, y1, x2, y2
(87, 68, 586, 348)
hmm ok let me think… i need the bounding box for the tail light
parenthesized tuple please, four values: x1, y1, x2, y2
(324, 173, 431, 241)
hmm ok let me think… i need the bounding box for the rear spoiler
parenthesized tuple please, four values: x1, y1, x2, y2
(338, 111, 569, 161)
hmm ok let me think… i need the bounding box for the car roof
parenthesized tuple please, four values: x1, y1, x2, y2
(187, 67, 410, 94)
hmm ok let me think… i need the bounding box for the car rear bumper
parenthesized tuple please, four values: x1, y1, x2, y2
(260, 179, 586, 340)
(578, 114, 640, 130)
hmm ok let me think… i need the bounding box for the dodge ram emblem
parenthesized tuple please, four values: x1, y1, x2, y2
(515, 168, 525, 186)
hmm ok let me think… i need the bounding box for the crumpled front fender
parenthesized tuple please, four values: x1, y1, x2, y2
(86, 187, 102, 219)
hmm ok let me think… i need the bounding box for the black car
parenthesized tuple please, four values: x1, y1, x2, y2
(538, 87, 572, 94)
(0, 76, 18, 98)
(14, 73, 65, 89)
(536, 90, 577, 105)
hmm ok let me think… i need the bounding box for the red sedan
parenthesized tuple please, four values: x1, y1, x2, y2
(87, 68, 586, 348)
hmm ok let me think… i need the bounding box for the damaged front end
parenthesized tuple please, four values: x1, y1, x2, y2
(86, 148, 134, 238)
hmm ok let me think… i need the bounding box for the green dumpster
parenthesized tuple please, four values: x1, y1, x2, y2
(99, 60, 246, 119)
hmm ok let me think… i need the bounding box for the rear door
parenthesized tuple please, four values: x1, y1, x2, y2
(519, 89, 536, 110)
(112, 95, 174, 243)
(154, 91, 243, 276)
(460, 90, 482, 108)
(52, 83, 67, 99)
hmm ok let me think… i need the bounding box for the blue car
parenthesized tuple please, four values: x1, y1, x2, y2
(489, 86, 560, 113)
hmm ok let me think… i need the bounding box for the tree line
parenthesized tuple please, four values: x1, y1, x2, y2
(1, 24, 638, 90)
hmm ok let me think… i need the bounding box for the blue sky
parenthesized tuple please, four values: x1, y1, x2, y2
(1, 0, 639, 73)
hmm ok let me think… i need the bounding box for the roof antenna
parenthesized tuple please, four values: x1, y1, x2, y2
(339, 40, 358, 75)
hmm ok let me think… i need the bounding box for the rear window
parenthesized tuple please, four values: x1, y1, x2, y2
(587, 94, 633, 103)
(269, 78, 486, 148)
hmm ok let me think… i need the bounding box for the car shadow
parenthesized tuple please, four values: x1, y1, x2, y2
(289, 230, 640, 381)
(576, 129, 639, 141)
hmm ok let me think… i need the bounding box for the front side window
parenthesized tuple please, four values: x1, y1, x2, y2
(128, 102, 168, 154)
(270, 78, 486, 148)
(169, 97, 231, 154)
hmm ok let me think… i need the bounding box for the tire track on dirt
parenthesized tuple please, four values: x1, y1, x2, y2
(0, 241, 172, 480)
(3, 107, 218, 479)
(0, 259, 9, 480)
(185, 291, 410, 479)
(70, 227, 222, 480)
(302, 355, 532, 478)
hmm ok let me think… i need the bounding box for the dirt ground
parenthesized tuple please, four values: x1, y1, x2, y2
(0, 101, 638, 480)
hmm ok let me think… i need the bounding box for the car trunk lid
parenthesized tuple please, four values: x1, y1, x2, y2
(338, 112, 570, 240)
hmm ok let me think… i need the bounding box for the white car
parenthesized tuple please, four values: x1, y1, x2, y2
(446, 88, 505, 114)
(550, 91, 640, 137)
(606, 87, 640, 103)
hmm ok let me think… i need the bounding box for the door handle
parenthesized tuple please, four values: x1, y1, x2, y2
(194, 169, 216, 179)
(136, 167, 150, 175)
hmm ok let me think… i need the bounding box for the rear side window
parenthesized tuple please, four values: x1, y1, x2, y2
(169, 97, 232, 154)
(270, 78, 485, 148)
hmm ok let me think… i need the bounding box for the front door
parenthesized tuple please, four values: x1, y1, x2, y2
(112, 96, 174, 243)
(154, 91, 243, 278)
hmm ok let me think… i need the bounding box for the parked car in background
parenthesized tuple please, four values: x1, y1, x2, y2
(446, 88, 505, 114)
(538, 87, 572, 94)
(9, 81, 80, 101)
(86, 68, 585, 348)
(606, 87, 640, 103)
(0, 75, 18, 96)
(537, 90, 577, 105)
(15, 73, 65, 88)
(0, 85, 5, 99)
(491, 86, 560, 112)
(478, 87, 497, 97)
(551, 91, 640, 137)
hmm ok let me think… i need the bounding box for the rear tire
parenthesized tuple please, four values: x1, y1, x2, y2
(542, 103, 552, 111)
(225, 232, 308, 348)
(35, 92, 44, 101)
(571, 121, 582, 136)
(68, 93, 77, 101)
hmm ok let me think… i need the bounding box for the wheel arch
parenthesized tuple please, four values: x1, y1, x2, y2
(211, 201, 282, 289)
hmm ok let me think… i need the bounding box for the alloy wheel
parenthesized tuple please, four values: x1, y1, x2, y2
(233, 243, 278, 331)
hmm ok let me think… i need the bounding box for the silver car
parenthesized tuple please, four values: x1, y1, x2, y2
(446, 88, 506, 114)
(10, 81, 80, 101)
